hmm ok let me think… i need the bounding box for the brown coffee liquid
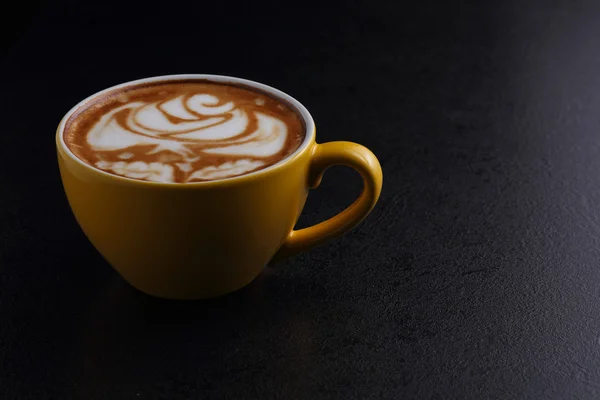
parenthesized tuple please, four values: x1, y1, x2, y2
(64, 80, 305, 183)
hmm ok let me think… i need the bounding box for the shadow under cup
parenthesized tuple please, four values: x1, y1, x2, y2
(56, 74, 383, 300)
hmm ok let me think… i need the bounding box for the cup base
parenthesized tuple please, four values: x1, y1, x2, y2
(120, 269, 264, 300)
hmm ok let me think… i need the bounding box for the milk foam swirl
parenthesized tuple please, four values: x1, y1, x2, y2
(86, 93, 289, 182)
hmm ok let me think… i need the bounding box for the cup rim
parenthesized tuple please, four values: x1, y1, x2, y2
(56, 74, 316, 187)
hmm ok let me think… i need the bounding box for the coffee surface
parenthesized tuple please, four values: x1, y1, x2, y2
(64, 80, 305, 183)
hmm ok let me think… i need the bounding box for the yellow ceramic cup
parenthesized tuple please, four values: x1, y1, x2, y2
(56, 75, 383, 299)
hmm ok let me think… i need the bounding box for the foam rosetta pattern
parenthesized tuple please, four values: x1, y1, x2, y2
(64, 81, 304, 183)
(89, 93, 289, 182)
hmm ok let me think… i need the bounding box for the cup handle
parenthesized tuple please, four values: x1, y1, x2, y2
(272, 141, 383, 262)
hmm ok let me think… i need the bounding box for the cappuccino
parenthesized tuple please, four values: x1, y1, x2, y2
(64, 80, 305, 183)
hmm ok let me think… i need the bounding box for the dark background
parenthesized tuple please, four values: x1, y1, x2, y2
(3, 0, 600, 398)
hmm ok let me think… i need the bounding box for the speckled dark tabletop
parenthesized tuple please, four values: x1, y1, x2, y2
(3, 0, 600, 398)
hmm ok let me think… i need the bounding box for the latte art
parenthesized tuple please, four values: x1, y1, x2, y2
(64, 81, 304, 183)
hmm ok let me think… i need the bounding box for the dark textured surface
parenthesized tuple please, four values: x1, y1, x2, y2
(3, 0, 600, 398)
